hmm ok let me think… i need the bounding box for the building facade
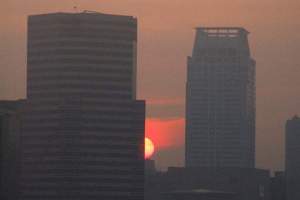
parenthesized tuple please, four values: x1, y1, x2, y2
(186, 27, 256, 168)
(285, 116, 300, 200)
(0, 100, 24, 200)
(21, 12, 145, 200)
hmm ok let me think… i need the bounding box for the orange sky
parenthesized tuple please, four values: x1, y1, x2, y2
(1, 0, 300, 171)
(146, 118, 185, 149)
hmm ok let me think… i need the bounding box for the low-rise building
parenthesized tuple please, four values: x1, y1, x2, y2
(145, 167, 270, 200)
(0, 100, 24, 200)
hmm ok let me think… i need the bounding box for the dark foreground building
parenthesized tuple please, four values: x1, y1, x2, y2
(0, 100, 24, 200)
(145, 167, 270, 200)
(21, 12, 145, 200)
(286, 116, 300, 200)
(186, 27, 256, 168)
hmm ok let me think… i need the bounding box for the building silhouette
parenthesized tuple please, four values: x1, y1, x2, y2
(0, 100, 24, 200)
(285, 116, 300, 200)
(21, 12, 145, 200)
(270, 171, 286, 200)
(145, 167, 270, 200)
(185, 27, 256, 168)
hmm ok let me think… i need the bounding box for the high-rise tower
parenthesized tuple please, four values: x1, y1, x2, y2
(21, 12, 145, 200)
(285, 116, 300, 200)
(185, 27, 256, 168)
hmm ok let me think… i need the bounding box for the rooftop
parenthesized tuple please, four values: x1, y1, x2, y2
(196, 27, 249, 38)
(29, 11, 136, 20)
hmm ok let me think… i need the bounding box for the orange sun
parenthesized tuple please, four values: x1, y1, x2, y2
(145, 137, 155, 159)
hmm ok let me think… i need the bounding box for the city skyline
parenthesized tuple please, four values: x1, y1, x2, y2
(1, 0, 300, 171)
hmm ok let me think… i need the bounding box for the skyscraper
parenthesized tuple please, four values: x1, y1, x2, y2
(185, 27, 256, 168)
(21, 12, 145, 200)
(285, 116, 300, 200)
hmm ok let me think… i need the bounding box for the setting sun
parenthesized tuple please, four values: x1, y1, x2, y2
(145, 137, 155, 159)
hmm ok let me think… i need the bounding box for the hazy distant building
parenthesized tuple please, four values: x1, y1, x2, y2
(145, 159, 156, 175)
(285, 116, 300, 200)
(0, 100, 24, 200)
(21, 12, 145, 200)
(186, 27, 256, 168)
(270, 171, 286, 200)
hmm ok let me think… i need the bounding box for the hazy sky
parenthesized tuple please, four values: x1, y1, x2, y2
(1, 0, 300, 171)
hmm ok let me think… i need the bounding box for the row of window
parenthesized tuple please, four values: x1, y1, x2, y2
(28, 91, 132, 99)
(28, 58, 133, 65)
(29, 66, 133, 74)
(22, 126, 136, 132)
(29, 17, 136, 28)
(28, 77, 132, 85)
(29, 33, 136, 41)
(29, 50, 133, 57)
(29, 39, 133, 48)
(22, 152, 138, 159)
(22, 168, 142, 175)
(28, 83, 131, 90)
(22, 177, 140, 184)
(29, 25, 136, 34)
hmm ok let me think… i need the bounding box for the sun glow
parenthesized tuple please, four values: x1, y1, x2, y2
(145, 137, 155, 159)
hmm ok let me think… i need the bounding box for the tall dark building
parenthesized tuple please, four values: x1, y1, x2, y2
(186, 27, 256, 168)
(21, 12, 145, 200)
(0, 100, 24, 200)
(285, 116, 300, 200)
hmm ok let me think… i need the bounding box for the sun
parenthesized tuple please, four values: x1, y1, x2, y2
(145, 137, 155, 159)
